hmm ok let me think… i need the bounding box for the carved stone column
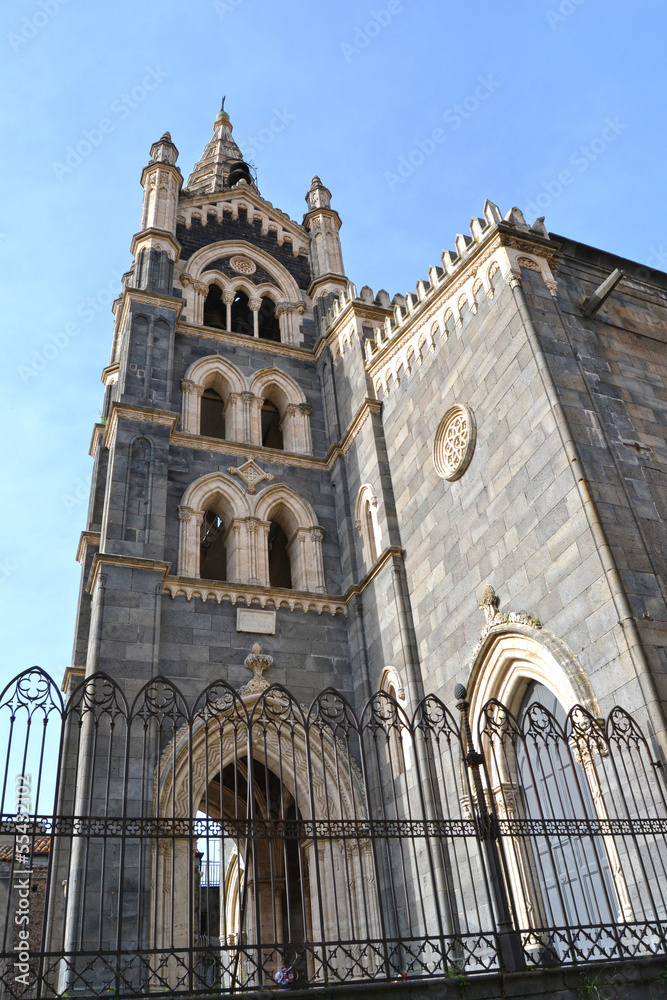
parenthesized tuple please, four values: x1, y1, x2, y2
(252, 519, 271, 587)
(310, 526, 326, 593)
(222, 290, 235, 332)
(246, 393, 263, 446)
(180, 378, 198, 434)
(249, 297, 262, 339)
(193, 280, 208, 327)
(285, 401, 312, 455)
(177, 506, 203, 577)
(225, 393, 244, 443)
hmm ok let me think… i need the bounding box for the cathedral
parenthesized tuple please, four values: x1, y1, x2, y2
(2, 101, 667, 1000)
(68, 100, 667, 746)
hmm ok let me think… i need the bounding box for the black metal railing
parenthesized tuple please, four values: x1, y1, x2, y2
(0, 667, 665, 997)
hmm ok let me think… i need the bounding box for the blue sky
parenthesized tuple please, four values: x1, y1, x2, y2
(0, 0, 664, 691)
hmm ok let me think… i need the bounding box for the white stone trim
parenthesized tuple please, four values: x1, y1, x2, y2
(162, 577, 347, 616)
(355, 484, 382, 569)
(177, 474, 324, 594)
(249, 367, 312, 454)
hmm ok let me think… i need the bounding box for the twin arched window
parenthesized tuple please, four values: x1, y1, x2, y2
(203, 284, 280, 342)
(179, 478, 325, 593)
(181, 358, 313, 455)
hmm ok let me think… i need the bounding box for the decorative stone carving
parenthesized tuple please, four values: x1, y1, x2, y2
(433, 404, 476, 481)
(227, 459, 275, 494)
(239, 642, 273, 695)
(230, 254, 256, 275)
(468, 585, 542, 667)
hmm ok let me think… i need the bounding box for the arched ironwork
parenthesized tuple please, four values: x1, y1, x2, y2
(0, 670, 664, 995)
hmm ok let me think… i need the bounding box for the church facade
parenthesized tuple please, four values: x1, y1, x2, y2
(69, 103, 667, 745)
(17, 102, 666, 998)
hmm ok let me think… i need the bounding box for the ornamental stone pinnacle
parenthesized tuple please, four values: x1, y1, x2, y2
(239, 643, 273, 695)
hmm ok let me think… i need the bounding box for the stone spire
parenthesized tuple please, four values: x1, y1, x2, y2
(186, 99, 251, 195)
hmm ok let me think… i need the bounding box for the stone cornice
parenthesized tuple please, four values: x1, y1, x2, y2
(307, 272, 349, 302)
(117, 288, 185, 341)
(163, 576, 347, 617)
(61, 666, 85, 696)
(101, 363, 120, 386)
(87, 554, 171, 594)
(130, 227, 181, 260)
(96, 396, 381, 472)
(302, 206, 342, 231)
(76, 531, 101, 565)
(171, 432, 328, 470)
(325, 398, 383, 464)
(103, 403, 179, 449)
(343, 545, 404, 599)
(89, 423, 105, 457)
(175, 322, 312, 360)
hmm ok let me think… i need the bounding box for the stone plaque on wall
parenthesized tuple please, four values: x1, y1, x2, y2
(236, 608, 277, 635)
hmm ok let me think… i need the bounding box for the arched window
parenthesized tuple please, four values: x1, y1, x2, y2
(200, 388, 226, 439)
(230, 290, 253, 336)
(364, 500, 378, 563)
(379, 668, 409, 776)
(257, 297, 281, 342)
(203, 284, 226, 329)
(200, 510, 227, 581)
(355, 485, 382, 569)
(268, 520, 292, 589)
(261, 399, 283, 450)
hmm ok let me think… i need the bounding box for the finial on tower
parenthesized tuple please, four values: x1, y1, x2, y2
(215, 95, 231, 130)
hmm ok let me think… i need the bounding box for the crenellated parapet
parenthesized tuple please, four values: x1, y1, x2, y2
(322, 200, 560, 396)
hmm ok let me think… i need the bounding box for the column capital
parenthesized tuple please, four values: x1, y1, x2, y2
(180, 379, 195, 393)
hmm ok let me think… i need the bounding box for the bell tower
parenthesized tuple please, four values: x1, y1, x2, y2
(68, 102, 374, 713)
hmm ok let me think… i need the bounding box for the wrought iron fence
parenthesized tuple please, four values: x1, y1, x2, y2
(0, 667, 665, 997)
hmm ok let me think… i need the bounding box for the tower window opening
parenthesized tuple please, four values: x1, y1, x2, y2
(365, 501, 378, 563)
(268, 520, 292, 590)
(200, 388, 226, 439)
(261, 400, 283, 450)
(258, 297, 281, 342)
(203, 284, 226, 329)
(230, 290, 253, 336)
(200, 510, 227, 581)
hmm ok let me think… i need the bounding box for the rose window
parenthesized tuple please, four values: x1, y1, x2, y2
(230, 254, 256, 275)
(433, 404, 476, 481)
